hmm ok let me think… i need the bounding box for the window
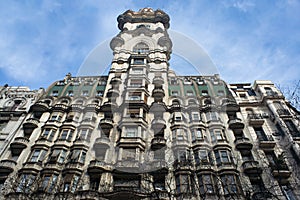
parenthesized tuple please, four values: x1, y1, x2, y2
(221, 174, 240, 195)
(52, 90, 58, 97)
(170, 78, 178, 85)
(60, 129, 74, 141)
(63, 174, 80, 193)
(254, 127, 268, 141)
(127, 108, 140, 118)
(128, 92, 141, 100)
(171, 90, 179, 96)
(133, 42, 149, 54)
(130, 79, 143, 87)
(125, 127, 138, 137)
(69, 149, 86, 164)
(198, 174, 215, 195)
(122, 148, 136, 160)
(284, 120, 299, 137)
(82, 90, 89, 96)
(210, 129, 225, 143)
(78, 128, 91, 141)
(40, 174, 58, 192)
(191, 128, 203, 141)
(191, 112, 200, 121)
(206, 112, 218, 121)
(172, 129, 188, 141)
(132, 67, 143, 74)
(40, 128, 56, 141)
(96, 90, 103, 97)
(49, 113, 62, 121)
(186, 90, 194, 96)
(194, 150, 210, 164)
(175, 174, 193, 194)
(16, 174, 36, 193)
(67, 90, 73, 97)
(48, 149, 67, 164)
(133, 58, 145, 65)
(282, 185, 297, 200)
(153, 175, 165, 190)
(90, 175, 100, 191)
(217, 90, 225, 96)
(202, 90, 208, 96)
(265, 87, 274, 96)
(29, 149, 47, 163)
(215, 150, 232, 165)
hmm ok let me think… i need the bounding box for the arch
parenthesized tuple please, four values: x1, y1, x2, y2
(133, 42, 149, 54)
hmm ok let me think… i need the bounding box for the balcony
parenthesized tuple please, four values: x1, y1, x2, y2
(115, 160, 140, 171)
(0, 159, 17, 174)
(151, 118, 166, 131)
(152, 76, 164, 86)
(277, 109, 291, 117)
(173, 160, 193, 171)
(23, 118, 39, 134)
(65, 162, 84, 171)
(99, 118, 114, 130)
(94, 137, 110, 150)
(101, 101, 118, 112)
(242, 160, 261, 175)
(228, 118, 244, 130)
(110, 77, 122, 85)
(271, 164, 291, 183)
(258, 135, 276, 150)
(107, 88, 120, 97)
(234, 137, 253, 150)
(53, 103, 69, 111)
(221, 98, 239, 112)
(44, 162, 64, 171)
(150, 102, 167, 113)
(30, 101, 50, 112)
(88, 160, 113, 173)
(248, 114, 264, 126)
(143, 160, 168, 173)
(172, 139, 190, 147)
(81, 117, 97, 127)
(70, 103, 84, 112)
(10, 137, 29, 155)
(151, 137, 166, 150)
(152, 88, 165, 98)
(117, 137, 146, 150)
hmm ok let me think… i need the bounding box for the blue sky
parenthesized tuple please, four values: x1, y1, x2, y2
(0, 0, 299, 89)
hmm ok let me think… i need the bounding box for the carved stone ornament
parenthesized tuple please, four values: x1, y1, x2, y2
(110, 36, 125, 50)
(158, 36, 173, 51)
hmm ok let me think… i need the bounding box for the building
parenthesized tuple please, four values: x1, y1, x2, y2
(0, 8, 300, 200)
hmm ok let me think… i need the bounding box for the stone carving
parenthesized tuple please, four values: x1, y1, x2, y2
(110, 36, 125, 50)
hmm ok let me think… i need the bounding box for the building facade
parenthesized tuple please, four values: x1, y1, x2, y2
(0, 8, 300, 200)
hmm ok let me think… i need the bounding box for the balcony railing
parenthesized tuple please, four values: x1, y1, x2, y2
(248, 114, 264, 126)
(10, 137, 29, 155)
(152, 76, 164, 85)
(0, 159, 17, 174)
(152, 88, 165, 98)
(151, 137, 167, 149)
(234, 137, 253, 150)
(242, 160, 261, 174)
(258, 135, 276, 150)
(99, 118, 114, 130)
(277, 109, 291, 116)
(228, 118, 244, 130)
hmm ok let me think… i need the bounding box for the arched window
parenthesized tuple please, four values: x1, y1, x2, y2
(133, 42, 149, 54)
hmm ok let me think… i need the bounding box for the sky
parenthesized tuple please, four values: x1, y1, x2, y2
(0, 0, 299, 90)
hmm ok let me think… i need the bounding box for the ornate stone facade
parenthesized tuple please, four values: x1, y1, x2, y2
(0, 8, 299, 200)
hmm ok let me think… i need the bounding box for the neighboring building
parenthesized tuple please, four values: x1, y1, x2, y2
(0, 8, 300, 200)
